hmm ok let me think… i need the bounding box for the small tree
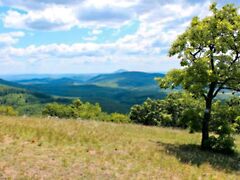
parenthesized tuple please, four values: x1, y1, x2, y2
(156, 3, 240, 150)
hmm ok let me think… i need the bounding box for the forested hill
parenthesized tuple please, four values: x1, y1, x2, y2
(0, 79, 71, 115)
(1, 71, 167, 113)
(87, 71, 165, 88)
(0, 79, 23, 89)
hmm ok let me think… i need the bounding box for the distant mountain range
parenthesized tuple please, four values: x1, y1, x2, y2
(0, 73, 98, 81)
(0, 71, 167, 113)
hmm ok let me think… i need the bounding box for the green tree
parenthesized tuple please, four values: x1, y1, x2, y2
(130, 98, 172, 126)
(156, 3, 240, 150)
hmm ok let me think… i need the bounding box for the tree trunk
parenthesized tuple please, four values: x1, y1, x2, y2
(201, 97, 212, 150)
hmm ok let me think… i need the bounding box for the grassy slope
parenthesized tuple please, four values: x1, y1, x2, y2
(0, 116, 239, 179)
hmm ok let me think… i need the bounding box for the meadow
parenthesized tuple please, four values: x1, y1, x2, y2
(0, 116, 239, 179)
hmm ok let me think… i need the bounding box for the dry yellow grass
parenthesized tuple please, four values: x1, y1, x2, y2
(0, 116, 239, 179)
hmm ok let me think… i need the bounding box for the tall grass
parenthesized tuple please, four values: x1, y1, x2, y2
(0, 116, 239, 179)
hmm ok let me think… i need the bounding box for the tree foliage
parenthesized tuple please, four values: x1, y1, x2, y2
(156, 3, 240, 153)
(130, 93, 204, 131)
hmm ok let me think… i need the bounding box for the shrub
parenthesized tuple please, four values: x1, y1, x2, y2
(130, 98, 172, 126)
(206, 98, 240, 154)
(181, 109, 202, 133)
(42, 103, 72, 118)
(129, 93, 204, 130)
(42, 99, 131, 123)
(104, 113, 131, 123)
(165, 92, 204, 130)
(206, 135, 235, 154)
(0, 105, 17, 116)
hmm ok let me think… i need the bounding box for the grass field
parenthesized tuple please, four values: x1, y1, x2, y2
(0, 116, 239, 179)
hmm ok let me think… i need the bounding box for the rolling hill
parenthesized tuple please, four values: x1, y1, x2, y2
(88, 71, 165, 89)
(0, 79, 72, 115)
(10, 71, 167, 113)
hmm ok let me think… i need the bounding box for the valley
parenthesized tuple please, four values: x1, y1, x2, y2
(0, 71, 167, 113)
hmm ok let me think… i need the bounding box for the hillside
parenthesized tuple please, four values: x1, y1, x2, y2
(88, 71, 165, 89)
(0, 79, 23, 89)
(12, 72, 167, 113)
(0, 79, 72, 115)
(0, 116, 239, 179)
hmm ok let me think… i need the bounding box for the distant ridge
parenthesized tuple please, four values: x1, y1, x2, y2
(114, 69, 128, 73)
(88, 71, 165, 88)
(0, 78, 23, 88)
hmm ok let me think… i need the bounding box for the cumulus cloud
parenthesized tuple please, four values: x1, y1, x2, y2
(1, 0, 228, 73)
(0, 43, 180, 73)
(77, 6, 133, 23)
(0, 0, 85, 10)
(0, 42, 143, 60)
(1, 0, 211, 31)
(3, 6, 78, 31)
(0, 31, 25, 47)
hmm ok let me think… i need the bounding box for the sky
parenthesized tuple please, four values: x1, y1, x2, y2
(0, 0, 239, 74)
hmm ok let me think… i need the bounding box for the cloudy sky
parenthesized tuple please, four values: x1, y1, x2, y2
(0, 0, 239, 74)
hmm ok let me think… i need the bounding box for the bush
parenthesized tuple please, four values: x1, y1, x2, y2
(71, 99, 103, 119)
(206, 98, 240, 154)
(129, 93, 204, 130)
(103, 113, 131, 123)
(181, 109, 202, 133)
(130, 98, 173, 126)
(0, 105, 17, 116)
(206, 135, 235, 154)
(42, 103, 72, 118)
(165, 93, 204, 130)
(43, 99, 130, 124)
(16, 104, 44, 116)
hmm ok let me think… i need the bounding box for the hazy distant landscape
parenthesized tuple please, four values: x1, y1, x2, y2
(0, 71, 167, 113)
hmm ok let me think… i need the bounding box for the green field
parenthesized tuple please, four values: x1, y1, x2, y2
(0, 116, 239, 179)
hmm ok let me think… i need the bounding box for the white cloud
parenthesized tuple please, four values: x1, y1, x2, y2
(3, 6, 78, 31)
(77, 6, 133, 23)
(0, 31, 25, 46)
(83, 0, 138, 8)
(0, 0, 84, 10)
(0, 43, 180, 73)
(1, 0, 211, 31)
(91, 29, 102, 35)
(0, 0, 220, 73)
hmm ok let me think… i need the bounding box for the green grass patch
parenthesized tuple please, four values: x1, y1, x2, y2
(0, 116, 239, 179)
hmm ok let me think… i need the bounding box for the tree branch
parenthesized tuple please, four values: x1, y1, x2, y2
(213, 77, 240, 97)
(227, 33, 239, 71)
(190, 47, 202, 61)
(202, 93, 207, 100)
(213, 78, 229, 98)
(209, 44, 216, 71)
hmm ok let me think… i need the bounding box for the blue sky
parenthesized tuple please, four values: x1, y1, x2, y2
(0, 0, 239, 74)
